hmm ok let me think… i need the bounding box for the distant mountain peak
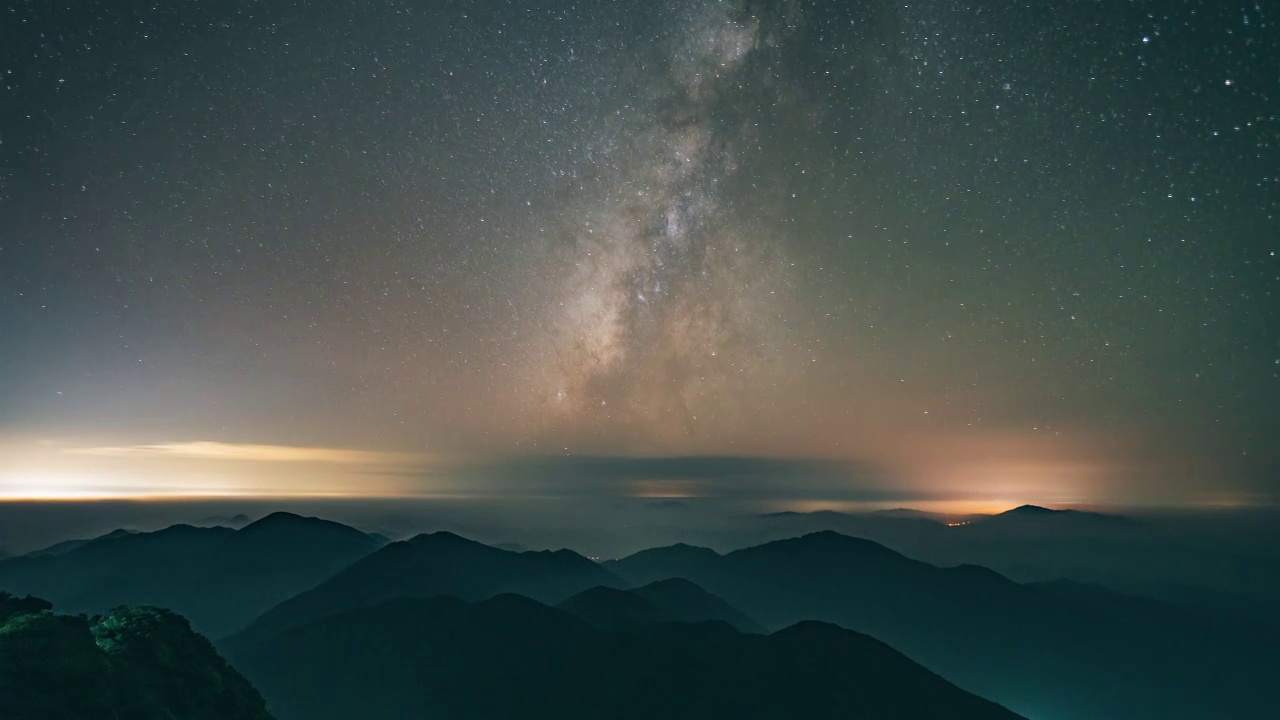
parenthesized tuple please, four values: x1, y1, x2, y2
(618, 543, 722, 566)
(737, 531, 907, 563)
(1003, 504, 1059, 515)
(242, 511, 310, 526)
(990, 505, 1131, 525)
(796, 530, 897, 551)
(406, 530, 483, 546)
(239, 511, 371, 538)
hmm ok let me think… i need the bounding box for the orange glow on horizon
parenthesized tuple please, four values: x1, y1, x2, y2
(0, 473, 394, 502)
(0, 439, 437, 501)
(772, 498, 1042, 516)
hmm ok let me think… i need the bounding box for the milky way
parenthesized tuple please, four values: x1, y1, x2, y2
(530, 1, 806, 444)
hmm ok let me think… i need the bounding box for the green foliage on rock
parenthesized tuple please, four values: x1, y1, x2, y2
(0, 591, 272, 720)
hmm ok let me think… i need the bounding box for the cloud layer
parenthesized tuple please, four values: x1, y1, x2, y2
(417, 453, 908, 501)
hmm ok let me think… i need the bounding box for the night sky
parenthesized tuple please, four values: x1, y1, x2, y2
(1, 0, 1276, 506)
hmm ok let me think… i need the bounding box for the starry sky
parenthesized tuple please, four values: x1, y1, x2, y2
(1, 0, 1276, 505)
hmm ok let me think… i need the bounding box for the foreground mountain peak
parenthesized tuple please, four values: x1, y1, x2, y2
(0, 595, 272, 719)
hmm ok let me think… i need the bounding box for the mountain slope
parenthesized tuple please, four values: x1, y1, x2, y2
(234, 531, 626, 645)
(633, 577, 764, 632)
(231, 593, 1024, 720)
(25, 529, 138, 558)
(560, 577, 763, 633)
(0, 592, 272, 720)
(608, 530, 1280, 720)
(0, 513, 383, 637)
(558, 585, 662, 628)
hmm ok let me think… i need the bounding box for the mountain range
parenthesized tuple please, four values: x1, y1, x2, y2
(558, 577, 764, 633)
(749, 505, 1280, 625)
(2, 510, 1275, 719)
(606, 530, 1279, 720)
(232, 529, 625, 645)
(0, 512, 384, 637)
(230, 592, 1025, 720)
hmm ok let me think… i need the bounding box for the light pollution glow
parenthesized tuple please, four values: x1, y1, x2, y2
(0, 440, 424, 500)
(0, 435, 1259, 510)
(62, 441, 424, 465)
